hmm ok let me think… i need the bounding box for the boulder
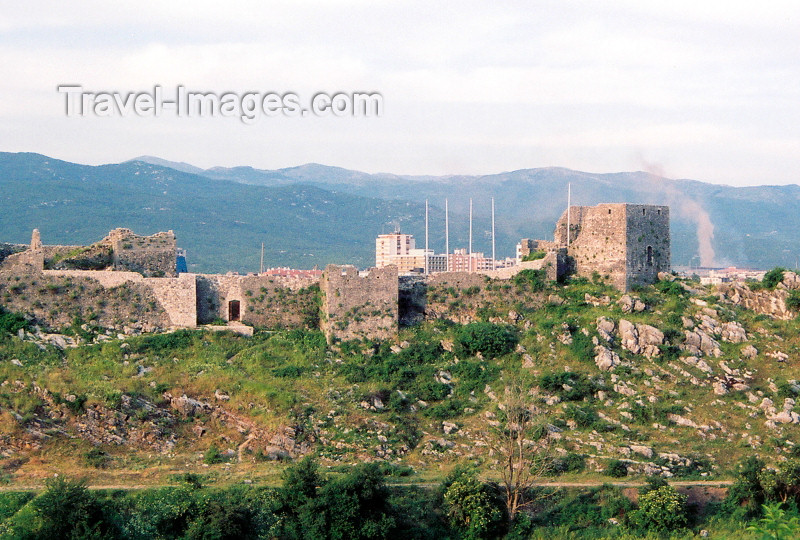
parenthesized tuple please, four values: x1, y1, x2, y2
(618, 319, 663, 357)
(596, 317, 616, 343)
(594, 346, 620, 371)
(741, 345, 758, 359)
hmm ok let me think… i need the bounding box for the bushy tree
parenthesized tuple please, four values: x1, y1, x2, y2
(441, 466, 505, 539)
(457, 322, 518, 359)
(26, 476, 114, 539)
(303, 463, 396, 540)
(724, 457, 800, 519)
(763, 268, 787, 290)
(628, 485, 687, 535)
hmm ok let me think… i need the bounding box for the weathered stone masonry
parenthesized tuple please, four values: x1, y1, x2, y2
(553, 203, 670, 291)
(320, 265, 398, 342)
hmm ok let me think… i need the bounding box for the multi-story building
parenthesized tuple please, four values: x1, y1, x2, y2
(376, 232, 415, 268)
(448, 249, 495, 272)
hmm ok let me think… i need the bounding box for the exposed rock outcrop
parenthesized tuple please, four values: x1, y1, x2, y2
(618, 319, 663, 358)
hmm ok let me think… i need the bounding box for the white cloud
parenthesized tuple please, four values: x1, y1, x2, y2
(1, 1, 799, 185)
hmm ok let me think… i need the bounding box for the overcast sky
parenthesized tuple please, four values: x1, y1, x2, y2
(2, 1, 799, 186)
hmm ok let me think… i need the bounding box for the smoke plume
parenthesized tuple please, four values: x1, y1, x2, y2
(639, 158, 716, 267)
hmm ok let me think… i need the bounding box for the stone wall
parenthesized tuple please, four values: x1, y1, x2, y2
(103, 228, 177, 277)
(146, 274, 197, 327)
(624, 205, 671, 290)
(0, 268, 170, 331)
(481, 251, 566, 282)
(41, 270, 196, 328)
(320, 265, 398, 342)
(195, 274, 320, 328)
(553, 204, 670, 290)
(0, 243, 26, 265)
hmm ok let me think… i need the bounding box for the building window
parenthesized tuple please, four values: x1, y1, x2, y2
(646, 246, 653, 266)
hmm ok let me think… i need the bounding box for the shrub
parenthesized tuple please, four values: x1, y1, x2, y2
(787, 290, 800, 313)
(521, 251, 546, 262)
(762, 267, 787, 290)
(539, 372, 596, 401)
(655, 279, 688, 296)
(457, 322, 518, 359)
(605, 460, 628, 478)
(628, 485, 688, 535)
(27, 476, 112, 539)
(0, 306, 30, 337)
(513, 269, 547, 291)
(203, 445, 225, 464)
(302, 463, 397, 540)
(271, 365, 305, 378)
(441, 466, 506, 539)
(546, 453, 586, 476)
(747, 502, 800, 539)
(83, 447, 111, 469)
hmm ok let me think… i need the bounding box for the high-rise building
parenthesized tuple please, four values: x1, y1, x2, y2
(376, 232, 415, 268)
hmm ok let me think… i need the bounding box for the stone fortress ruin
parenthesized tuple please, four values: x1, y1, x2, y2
(0, 203, 670, 341)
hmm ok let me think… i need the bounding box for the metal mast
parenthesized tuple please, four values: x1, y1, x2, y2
(566, 183, 571, 247)
(425, 199, 429, 275)
(469, 198, 473, 255)
(445, 198, 449, 255)
(491, 197, 496, 271)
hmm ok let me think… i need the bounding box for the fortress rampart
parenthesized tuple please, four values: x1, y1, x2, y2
(0, 205, 670, 339)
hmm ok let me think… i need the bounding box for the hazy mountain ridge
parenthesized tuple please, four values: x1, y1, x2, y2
(2, 152, 800, 272)
(132, 155, 800, 269)
(0, 153, 490, 273)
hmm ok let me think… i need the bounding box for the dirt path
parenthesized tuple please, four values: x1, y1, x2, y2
(0, 479, 734, 492)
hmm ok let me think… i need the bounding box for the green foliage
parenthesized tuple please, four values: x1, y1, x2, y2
(0, 306, 30, 337)
(604, 460, 628, 478)
(20, 476, 113, 539)
(521, 251, 546, 262)
(530, 484, 634, 530)
(655, 279, 688, 296)
(450, 358, 500, 395)
(271, 364, 305, 378)
(786, 290, 800, 313)
(441, 466, 505, 539)
(83, 447, 111, 469)
(203, 445, 225, 465)
(628, 485, 688, 535)
(747, 502, 800, 540)
(128, 329, 198, 355)
(546, 453, 586, 476)
(725, 457, 800, 521)
(764, 268, 787, 289)
(0, 491, 34, 521)
(283, 461, 397, 540)
(539, 372, 597, 401)
(457, 322, 518, 359)
(563, 404, 598, 428)
(513, 269, 547, 292)
(724, 456, 768, 519)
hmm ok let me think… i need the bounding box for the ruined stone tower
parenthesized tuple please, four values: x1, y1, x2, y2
(554, 203, 670, 291)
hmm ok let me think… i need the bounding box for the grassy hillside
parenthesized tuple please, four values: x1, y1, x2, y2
(1, 271, 800, 493)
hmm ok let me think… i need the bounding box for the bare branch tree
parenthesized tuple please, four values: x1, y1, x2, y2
(489, 380, 553, 523)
